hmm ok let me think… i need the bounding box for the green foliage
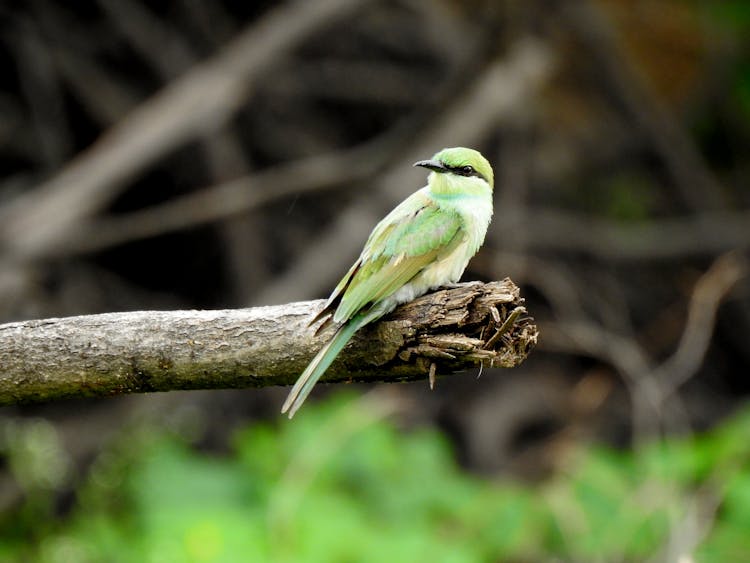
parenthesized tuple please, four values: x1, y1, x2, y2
(701, 1, 750, 129)
(703, 1, 750, 31)
(2, 396, 750, 561)
(597, 173, 657, 222)
(569, 171, 658, 223)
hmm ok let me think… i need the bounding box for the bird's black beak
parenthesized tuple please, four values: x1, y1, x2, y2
(413, 159, 447, 173)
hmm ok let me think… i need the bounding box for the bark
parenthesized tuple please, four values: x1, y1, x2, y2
(0, 280, 537, 405)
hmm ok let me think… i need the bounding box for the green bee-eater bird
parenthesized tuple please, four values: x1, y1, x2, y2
(281, 147, 494, 418)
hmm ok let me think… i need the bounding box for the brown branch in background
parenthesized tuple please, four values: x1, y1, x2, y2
(97, 0, 197, 79)
(0, 281, 537, 406)
(0, 0, 375, 261)
(12, 21, 72, 169)
(46, 199, 750, 263)
(59, 135, 404, 256)
(562, 0, 728, 211)
(541, 315, 675, 444)
(520, 208, 750, 260)
(539, 252, 746, 439)
(655, 252, 747, 399)
(97, 0, 279, 303)
(52, 46, 140, 124)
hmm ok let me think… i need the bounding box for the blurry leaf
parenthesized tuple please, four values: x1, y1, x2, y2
(583, 172, 657, 221)
(732, 63, 750, 124)
(5, 397, 750, 561)
(703, 1, 750, 30)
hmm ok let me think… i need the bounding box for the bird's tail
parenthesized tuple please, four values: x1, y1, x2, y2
(281, 314, 369, 419)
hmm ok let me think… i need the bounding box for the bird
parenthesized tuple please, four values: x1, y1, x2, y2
(281, 147, 494, 418)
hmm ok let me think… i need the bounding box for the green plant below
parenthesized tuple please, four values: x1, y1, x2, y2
(1, 394, 750, 562)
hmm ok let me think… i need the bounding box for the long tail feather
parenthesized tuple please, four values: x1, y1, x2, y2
(281, 315, 369, 418)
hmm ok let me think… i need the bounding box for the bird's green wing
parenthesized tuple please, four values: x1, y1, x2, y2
(311, 190, 432, 326)
(333, 198, 465, 322)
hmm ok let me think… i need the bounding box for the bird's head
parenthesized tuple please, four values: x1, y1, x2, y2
(413, 147, 494, 192)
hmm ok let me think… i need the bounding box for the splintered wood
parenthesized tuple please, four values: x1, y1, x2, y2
(384, 278, 537, 374)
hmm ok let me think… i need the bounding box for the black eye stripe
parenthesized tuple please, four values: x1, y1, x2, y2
(444, 163, 487, 182)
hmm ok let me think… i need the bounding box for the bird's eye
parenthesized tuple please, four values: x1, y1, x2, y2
(461, 165, 475, 175)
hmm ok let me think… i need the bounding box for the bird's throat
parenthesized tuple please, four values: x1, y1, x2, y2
(428, 172, 491, 198)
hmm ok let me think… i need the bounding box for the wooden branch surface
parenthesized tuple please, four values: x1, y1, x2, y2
(0, 280, 537, 406)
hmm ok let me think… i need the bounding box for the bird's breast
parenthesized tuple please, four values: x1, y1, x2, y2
(446, 194, 493, 252)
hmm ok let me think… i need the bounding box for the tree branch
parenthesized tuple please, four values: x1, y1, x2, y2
(0, 0, 374, 261)
(0, 280, 537, 406)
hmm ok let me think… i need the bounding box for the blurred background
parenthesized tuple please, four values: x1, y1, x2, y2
(1, 0, 750, 561)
